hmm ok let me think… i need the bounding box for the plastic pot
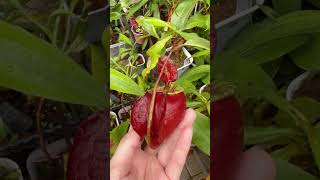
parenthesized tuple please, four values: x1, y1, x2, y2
(26, 139, 68, 180)
(118, 106, 131, 121)
(286, 71, 312, 101)
(215, 0, 265, 51)
(110, 42, 128, 58)
(0, 158, 23, 180)
(86, 5, 109, 43)
(110, 43, 146, 74)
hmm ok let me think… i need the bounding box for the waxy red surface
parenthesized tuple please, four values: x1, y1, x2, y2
(67, 111, 107, 180)
(131, 91, 186, 149)
(213, 96, 243, 180)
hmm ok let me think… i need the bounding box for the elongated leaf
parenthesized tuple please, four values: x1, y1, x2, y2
(214, 55, 276, 98)
(192, 50, 210, 58)
(231, 11, 320, 54)
(152, 2, 160, 19)
(143, 35, 172, 78)
(170, 0, 199, 30)
(118, 33, 133, 46)
(135, 16, 159, 39)
(244, 126, 304, 145)
(127, 0, 148, 18)
(184, 14, 210, 30)
(193, 111, 210, 155)
(271, 143, 307, 160)
(177, 65, 210, 82)
(180, 32, 210, 50)
(272, 0, 301, 14)
(240, 35, 309, 64)
(291, 33, 320, 70)
(90, 45, 107, 86)
(274, 97, 320, 130)
(110, 12, 122, 21)
(0, 21, 106, 107)
(136, 16, 173, 28)
(102, 26, 108, 52)
(174, 80, 196, 94)
(274, 159, 319, 180)
(110, 68, 144, 96)
(110, 120, 129, 156)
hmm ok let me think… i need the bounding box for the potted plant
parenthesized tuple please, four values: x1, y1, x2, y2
(214, 3, 320, 178)
(0, 158, 23, 180)
(26, 139, 68, 180)
(214, 0, 265, 51)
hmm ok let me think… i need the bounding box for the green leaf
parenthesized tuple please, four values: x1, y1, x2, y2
(174, 80, 196, 94)
(136, 16, 173, 28)
(192, 50, 210, 58)
(0, 21, 106, 107)
(274, 159, 319, 180)
(127, 0, 149, 18)
(110, 68, 144, 96)
(177, 65, 210, 82)
(271, 143, 307, 160)
(259, 5, 280, 19)
(229, 11, 320, 55)
(291, 33, 320, 70)
(118, 33, 133, 46)
(184, 14, 210, 30)
(143, 35, 172, 78)
(202, 74, 210, 85)
(193, 111, 210, 155)
(135, 16, 159, 39)
(110, 12, 122, 21)
(50, 9, 74, 18)
(90, 45, 107, 86)
(110, 120, 129, 156)
(180, 32, 210, 50)
(244, 126, 304, 145)
(151, 2, 160, 19)
(272, 0, 301, 14)
(213, 55, 276, 99)
(102, 26, 109, 53)
(275, 97, 320, 128)
(170, 0, 199, 30)
(239, 35, 309, 64)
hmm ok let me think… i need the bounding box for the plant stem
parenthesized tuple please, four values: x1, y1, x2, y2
(36, 98, 53, 162)
(62, 16, 71, 51)
(146, 57, 168, 144)
(146, 47, 178, 145)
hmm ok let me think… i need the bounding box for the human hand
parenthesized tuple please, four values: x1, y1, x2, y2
(110, 109, 196, 180)
(235, 146, 276, 180)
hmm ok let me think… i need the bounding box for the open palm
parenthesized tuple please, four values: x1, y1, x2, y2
(110, 109, 196, 180)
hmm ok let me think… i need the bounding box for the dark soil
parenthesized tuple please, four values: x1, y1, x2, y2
(213, 0, 237, 23)
(294, 73, 320, 101)
(0, 90, 91, 179)
(110, 31, 119, 45)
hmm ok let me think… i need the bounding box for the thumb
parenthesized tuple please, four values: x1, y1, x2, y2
(235, 146, 276, 180)
(110, 126, 141, 179)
